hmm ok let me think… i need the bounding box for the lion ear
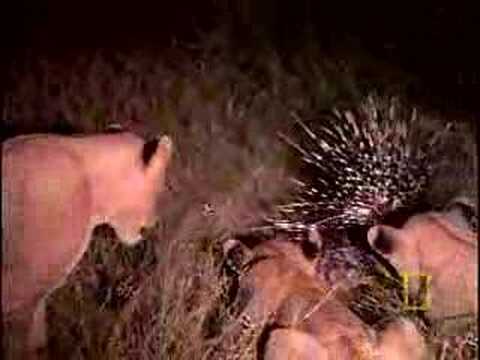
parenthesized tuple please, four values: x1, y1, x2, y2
(223, 238, 253, 258)
(367, 225, 401, 256)
(222, 238, 254, 274)
(144, 135, 173, 179)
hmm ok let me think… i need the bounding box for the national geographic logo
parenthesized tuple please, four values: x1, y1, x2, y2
(401, 272, 431, 311)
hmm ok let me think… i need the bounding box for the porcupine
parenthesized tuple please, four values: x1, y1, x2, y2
(272, 95, 451, 286)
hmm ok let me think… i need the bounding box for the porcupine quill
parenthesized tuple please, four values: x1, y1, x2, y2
(273, 95, 451, 234)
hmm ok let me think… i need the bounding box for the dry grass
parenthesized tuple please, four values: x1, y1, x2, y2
(3, 27, 477, 359)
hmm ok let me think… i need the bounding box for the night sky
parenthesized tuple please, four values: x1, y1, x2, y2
(2, 1, 479, 113)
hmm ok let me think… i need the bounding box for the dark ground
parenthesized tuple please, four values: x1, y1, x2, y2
(2, 1, 479, 115)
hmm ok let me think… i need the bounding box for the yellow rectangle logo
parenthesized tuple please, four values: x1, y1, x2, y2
(401, 272, 431, 311)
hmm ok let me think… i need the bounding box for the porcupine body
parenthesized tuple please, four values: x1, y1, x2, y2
(273, 95, 450, 285)
(275, 95, 449, 233)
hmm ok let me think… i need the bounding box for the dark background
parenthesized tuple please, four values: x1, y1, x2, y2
(2, 1, 479, 113)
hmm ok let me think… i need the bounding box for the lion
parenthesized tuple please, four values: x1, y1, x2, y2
(2, 131, 173, 359)
(367, 201, 478, 321)
(215, 236, 426, 359)
(265, 317, 426, 360)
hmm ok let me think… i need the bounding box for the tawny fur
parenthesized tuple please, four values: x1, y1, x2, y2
(266, 318, 427, 360)
(223, 238, 426, 359)
(368, 209, 477, 320)
(2, 132, 172, 359)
